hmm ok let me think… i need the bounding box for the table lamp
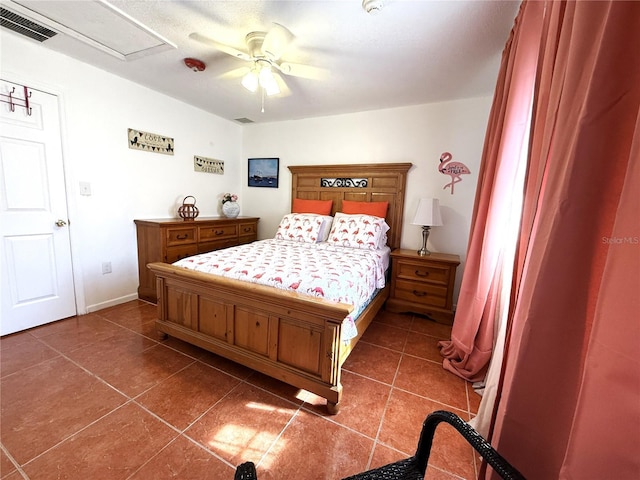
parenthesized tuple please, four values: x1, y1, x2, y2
(411, 198, 443, 256)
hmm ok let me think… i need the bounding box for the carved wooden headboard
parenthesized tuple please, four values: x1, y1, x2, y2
(288, 163, 412, 251)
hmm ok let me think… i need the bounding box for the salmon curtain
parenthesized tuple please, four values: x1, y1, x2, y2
(439, 0, 639, 476)
(489, 1, 640, 478)
(438, 1, 543, 382)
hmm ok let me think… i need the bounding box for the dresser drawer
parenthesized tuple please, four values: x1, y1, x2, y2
(166, 227, 197, 246)
(165, 245, 198, 263)
(238, 222, 258, 237)
(199, 224, 238, 242)
(395, 261, 450, 285)
(198, 239, 239, 254)
(393, 279, 448, 308)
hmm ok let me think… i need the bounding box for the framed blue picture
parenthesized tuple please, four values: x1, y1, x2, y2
(248, 158, 279, 188)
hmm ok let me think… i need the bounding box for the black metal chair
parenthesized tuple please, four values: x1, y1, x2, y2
(341, 410, 525, 480)
(234, 410, 525, 480)
(234, 461, 258, 480)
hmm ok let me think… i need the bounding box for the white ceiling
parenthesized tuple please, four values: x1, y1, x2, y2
(2, 0, 520, 124)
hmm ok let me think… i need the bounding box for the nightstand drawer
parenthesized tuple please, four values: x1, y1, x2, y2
(165, 245, 198, 263)
(166, 227, 197, 246)
(394, 279, 448, 308)
(395, 262, 450, 285)
(199, 224, 238, 241)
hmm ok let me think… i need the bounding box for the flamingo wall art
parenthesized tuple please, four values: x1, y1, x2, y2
(439, 152, 470, 194)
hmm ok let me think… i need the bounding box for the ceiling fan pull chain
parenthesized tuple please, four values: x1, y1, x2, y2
(261, 88, 265, 113)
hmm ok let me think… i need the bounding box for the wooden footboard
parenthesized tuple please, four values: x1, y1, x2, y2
(149, 261, 387, 413)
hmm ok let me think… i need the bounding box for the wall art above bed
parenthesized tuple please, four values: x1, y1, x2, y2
(248, 157, 279, 188)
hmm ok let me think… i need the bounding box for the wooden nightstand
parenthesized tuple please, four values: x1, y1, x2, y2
(134, 216, 259, 303)
(386, 249, 460, 324)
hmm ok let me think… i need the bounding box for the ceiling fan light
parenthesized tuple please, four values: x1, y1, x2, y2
(241, 70, 259, 92)
(258, 67, 280, 95)
(258, 65, 273, 85)
(264, 80, 280, 96)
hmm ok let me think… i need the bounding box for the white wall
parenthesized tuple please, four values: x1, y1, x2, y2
(1, 32, 244, 312)
(242, 98, 491, 300)
(1, 31, 492, 313)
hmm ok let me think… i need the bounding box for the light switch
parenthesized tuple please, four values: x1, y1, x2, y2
(79, 182, 92, 196)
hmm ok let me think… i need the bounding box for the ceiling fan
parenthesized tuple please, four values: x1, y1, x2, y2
(189, 23, 326, 98)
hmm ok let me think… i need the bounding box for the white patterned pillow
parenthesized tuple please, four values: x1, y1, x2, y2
(327, 213, 390, 250)
(275, 214, 325, 243)
(317, 215, 334, 242)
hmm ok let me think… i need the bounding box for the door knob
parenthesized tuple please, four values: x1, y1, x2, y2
(55, 219, 67, 227)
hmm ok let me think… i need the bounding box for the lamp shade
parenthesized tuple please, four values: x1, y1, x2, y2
(411, 198, 443, 226)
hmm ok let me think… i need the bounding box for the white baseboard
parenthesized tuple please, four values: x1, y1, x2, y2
(85, 293, 139, 313)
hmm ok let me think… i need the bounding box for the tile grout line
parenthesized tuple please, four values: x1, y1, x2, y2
(365, 346, 405, 470)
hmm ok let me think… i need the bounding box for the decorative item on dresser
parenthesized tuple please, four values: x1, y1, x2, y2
(134, 216, 259, 303)
(386, 249, 460, 324)
(177, 195, 199, 220)
(221, 192, 240, 218)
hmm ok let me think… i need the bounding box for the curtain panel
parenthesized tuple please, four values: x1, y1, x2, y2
(488, 1, 640, 478)
(438, 0, 543, 383)
(439, 0, 639, 477)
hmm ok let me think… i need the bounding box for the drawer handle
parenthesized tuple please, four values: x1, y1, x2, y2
(215, 230, 224, 235)
(415, 270, 430, 277)
(176, 234, 188, 240)
(413, 290, 427, 297)
(243, 227, 252, 232)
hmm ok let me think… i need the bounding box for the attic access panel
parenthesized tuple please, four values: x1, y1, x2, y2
(4, 0, 175, 60)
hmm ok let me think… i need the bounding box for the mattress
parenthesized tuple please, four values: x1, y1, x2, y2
(173, 239, 391, 340)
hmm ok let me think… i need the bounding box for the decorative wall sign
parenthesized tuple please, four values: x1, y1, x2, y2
(439, 151, 470, 194)
(194, 156, 224, 174)
(128, 128, 174, 155)
(248, 158, 279, 188)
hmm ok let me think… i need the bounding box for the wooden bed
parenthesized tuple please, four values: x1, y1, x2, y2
(148, 163, 411, 413)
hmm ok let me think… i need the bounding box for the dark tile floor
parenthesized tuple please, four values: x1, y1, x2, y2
(1, 300, 480, 479)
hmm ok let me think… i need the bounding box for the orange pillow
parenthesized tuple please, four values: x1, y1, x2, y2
(292, 198, 333, 215)
(341, 200, 389, 218)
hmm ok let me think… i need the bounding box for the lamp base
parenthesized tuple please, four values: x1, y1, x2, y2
(417, 226, 432, 256)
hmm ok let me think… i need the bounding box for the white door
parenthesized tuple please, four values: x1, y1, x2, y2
(0, 80, 76, 335)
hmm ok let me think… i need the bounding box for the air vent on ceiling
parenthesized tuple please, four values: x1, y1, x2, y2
(0, 0, 176, 61)
(0, 7, 57, 42)
(234, 118, 255, 124)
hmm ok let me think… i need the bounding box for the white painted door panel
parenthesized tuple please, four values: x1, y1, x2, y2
(0, 80, 76, 335)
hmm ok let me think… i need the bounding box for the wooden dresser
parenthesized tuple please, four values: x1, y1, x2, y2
(134, 216, 259, 303)
(386, 249, 460, 324)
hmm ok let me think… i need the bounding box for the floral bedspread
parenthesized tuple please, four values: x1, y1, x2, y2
(173, 239, 390, 341)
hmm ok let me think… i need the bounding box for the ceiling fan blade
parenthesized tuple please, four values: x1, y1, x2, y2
(276, 62, 328, 81)
(261, 23, 294, 60)
(189, 32, 251, 61)
(217, 66, 251, 80)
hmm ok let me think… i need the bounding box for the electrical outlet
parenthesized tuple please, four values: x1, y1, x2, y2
(102, 262, 112, 274)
